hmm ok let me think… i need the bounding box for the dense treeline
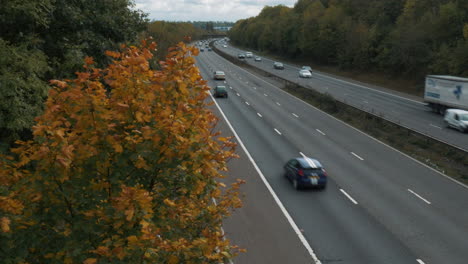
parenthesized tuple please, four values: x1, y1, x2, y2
(192, 21, 235, 30)
(229, 0, 468, 81)
(144, 21, 206, 62)
(0, 0, 147, 150)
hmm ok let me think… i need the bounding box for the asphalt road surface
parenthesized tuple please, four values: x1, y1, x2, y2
(213, 41, 468, 152)
(196, 45, 468, 264)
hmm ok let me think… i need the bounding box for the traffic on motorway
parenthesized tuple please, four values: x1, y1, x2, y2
(194, 38, 468, 264)
(211, 40, 468, 152)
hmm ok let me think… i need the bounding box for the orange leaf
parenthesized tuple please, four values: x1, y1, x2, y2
(83, 258, 97, 264)
(1, 217, 11, 233)
(84, 56, 94, 65)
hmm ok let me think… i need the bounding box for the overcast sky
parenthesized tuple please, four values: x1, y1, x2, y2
(134, 0, 296, 22)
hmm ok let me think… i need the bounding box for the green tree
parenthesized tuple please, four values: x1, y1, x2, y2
(0, 40, 49, 151)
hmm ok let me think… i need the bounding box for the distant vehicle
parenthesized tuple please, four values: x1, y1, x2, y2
(245, 52, 253, 58)
(200, 48, 204, 52)
(214, 71, 226, 80)
(301, 66, 312, 73)
(254, 56, 262, 61)
(273, 62, 284, 69)
(207, 48, 212, 51)
(424, 75, 468, 114)
(284, 157, 327, 190)
(213, 85, 228, 98)
(444, 109, 468, 132)
(299, 69, 312, 78)
(223, 45, 227, 48)
(238, 53, 245, 59)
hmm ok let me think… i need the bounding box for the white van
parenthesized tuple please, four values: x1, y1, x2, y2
(444, 109, 468, 132)
(245, 52, 253, 58)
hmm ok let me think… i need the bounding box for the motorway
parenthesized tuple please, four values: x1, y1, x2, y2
(196, 45, 468, 263)
(213, 42, 468, 152)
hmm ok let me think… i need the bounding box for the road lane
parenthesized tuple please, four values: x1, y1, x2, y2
(197, 52, 419, 264)
(197, 48, 468, 264)
(215, 42, 468, 151)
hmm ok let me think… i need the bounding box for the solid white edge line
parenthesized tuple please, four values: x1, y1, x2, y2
(416, 259, 426, 264)
(316, 129, 326, 136)
(408, 189, 432, 205)
(210, 46, 468, 191)
(209, 92, 321, 263)
(340, 189, 358, 205)
(274, 128, 282, 135)
(212, 198, 235, 264)
(257, 113, 262, 118)
(351, 152, 364, 161)
(292, 113, 299, 118)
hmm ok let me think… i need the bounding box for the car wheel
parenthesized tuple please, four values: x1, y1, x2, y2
(293, 179, 300, 190)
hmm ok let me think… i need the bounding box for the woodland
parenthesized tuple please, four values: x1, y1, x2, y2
(229, 0, 468, 81)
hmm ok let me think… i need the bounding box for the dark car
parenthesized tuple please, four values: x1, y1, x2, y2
(213, 86, 228, 98)
(273, 62, 284, 69)
(207, 48, 212, 51)
(200, 48, 204, 52)
(238, 53, 245, 59)
(284, 157, 327, 190)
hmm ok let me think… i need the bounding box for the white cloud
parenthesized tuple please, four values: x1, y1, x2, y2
(134, 0, 296, 22)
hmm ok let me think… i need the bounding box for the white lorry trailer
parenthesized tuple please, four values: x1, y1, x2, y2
(424, 75, 468, 114)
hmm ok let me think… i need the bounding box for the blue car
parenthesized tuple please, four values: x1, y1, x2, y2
(284, 157, 327, 190)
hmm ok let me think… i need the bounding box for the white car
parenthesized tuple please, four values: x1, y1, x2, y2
(444, 109, 468, 132)
(254, 56, 262, 61)
(223, 45, 227, 48)
(245, 52, 253, 58)
(299, 69, 312, 78)
(214, 71, 226, 80)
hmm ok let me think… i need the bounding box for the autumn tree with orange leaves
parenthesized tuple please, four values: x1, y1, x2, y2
(0, 40, 243, 263)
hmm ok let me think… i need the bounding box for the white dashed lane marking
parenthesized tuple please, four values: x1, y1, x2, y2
(408, 189, 431, 205)
(292, 113, 299, 118)
(257, 113, 262, 117)
(351, 152, 364, 161)
(316, 129, 326, 136)
(274, 128, 282, 135)
(340, 189, 358, 205)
